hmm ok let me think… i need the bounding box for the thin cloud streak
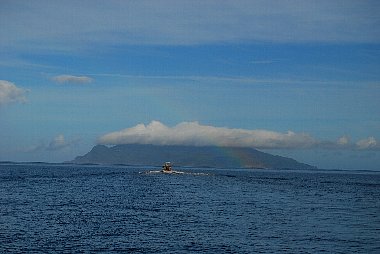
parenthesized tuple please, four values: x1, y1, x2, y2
(98, 121, 380, 151)
(52, 75, 93, 84)
(88, 73, 380, 88)
(1, 1, 379, 53)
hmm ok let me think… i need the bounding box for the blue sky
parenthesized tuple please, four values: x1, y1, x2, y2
(1, 0, 379, 169)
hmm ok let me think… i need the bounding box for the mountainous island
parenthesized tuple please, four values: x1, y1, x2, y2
(71, 144, 316, 169)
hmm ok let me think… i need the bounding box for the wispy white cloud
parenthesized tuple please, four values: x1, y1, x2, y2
(356, 137, 377, 150)
(337, 136, 350, 146)
(98, 121, 380, 150)
(0, 80, 28, 106)
(249, 60, 275, 65)
(25, 135, 79, 152)
(52, 75, 93, 84)
(1, 1, 379, 52)
(47, 134, 70, 151)
(0, 58, 57, 69)
(88, 73, 380, 88)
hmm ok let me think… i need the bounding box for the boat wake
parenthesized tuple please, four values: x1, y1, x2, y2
(140, 162, 210, 175)
(140, 170, 209, 176)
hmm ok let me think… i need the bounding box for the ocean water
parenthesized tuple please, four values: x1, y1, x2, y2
(0, 164, 379, 253)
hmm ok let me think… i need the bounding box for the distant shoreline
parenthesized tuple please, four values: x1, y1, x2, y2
(1, 161, 379, 173)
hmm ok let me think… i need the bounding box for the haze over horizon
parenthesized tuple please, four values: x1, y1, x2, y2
(1, 1, 379, 170)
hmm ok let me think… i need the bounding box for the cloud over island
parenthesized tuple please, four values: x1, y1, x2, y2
(98, 121, 378, 150)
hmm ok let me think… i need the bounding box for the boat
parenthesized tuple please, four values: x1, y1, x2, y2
(161, 161, 173, 173)
(140, 162, 206, 175)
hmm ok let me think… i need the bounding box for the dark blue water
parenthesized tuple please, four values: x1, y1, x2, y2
(1, 164, 379, 253)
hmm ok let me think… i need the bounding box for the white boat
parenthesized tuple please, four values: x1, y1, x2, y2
(161, 162, 173, 173)
(141, 163, 206, 175)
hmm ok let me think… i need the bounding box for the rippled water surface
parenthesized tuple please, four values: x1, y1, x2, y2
(1, 164, 379, 253)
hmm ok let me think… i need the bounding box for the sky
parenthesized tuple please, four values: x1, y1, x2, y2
(1, 0, 380, 170)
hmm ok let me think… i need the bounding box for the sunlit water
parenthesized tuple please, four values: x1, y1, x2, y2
(1, 164, 379, 253)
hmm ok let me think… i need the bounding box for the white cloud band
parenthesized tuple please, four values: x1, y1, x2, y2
(98, 121, 379, 150)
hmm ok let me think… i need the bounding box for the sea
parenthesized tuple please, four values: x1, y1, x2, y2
(0, 163, 379, 253)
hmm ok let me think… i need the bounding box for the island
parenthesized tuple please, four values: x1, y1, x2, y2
(71, 144, 316, 169)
